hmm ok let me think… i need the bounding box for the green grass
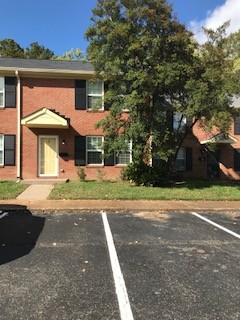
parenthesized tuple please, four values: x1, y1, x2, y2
(49, 180, 240, 201)
(0, 181, 28, 200)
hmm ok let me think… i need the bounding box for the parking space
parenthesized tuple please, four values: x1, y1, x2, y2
(0, 210, 239, 320)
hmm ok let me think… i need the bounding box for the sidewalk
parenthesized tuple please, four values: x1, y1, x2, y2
(1, 198, 240, 212)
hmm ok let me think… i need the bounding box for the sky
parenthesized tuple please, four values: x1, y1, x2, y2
(0, 0, 239, 57)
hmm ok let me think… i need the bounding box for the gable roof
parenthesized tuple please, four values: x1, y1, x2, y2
(0, 57, 94, 78)
(21, 108, 69, 129)
(200, 133, 237, 145)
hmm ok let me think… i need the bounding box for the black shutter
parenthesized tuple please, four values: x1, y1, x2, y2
(5, 77, 16, 108)
(104, 82, 111, 111)
(234, 117, 240, 135)
(186, 147, 192, 171)
(4, 135, 15, 166)
(167, 111, 173, 131)
(104, 154, 114, 166)
(234, 149, 240, 171)
(75, 80, 86, 110)
(75, 136, 86, 166)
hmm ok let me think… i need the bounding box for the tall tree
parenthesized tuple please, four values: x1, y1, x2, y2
(57, 48, 86, 61)
(0, 38, 24, 58)
(86, 0, 240, 181)
(25, 42, 55, 59)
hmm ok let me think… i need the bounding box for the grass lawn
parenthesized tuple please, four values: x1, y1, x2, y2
(0, 181, 28, 200)
(49, 180, 240, 201)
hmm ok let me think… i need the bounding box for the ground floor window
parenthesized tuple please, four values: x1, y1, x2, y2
(115, 141, 132, 165)
(174, 148, 186, 171)
(86, 136, 104, 165)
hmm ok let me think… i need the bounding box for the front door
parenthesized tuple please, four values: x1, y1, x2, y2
(39, 136, 58, 176)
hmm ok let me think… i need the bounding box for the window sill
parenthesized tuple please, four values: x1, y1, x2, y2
(115, 164, 128, 167)
(86, 164, 104, 167)
(86, 109, 105, 113)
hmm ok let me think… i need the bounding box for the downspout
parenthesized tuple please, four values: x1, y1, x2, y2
(15, 70, 21, 179)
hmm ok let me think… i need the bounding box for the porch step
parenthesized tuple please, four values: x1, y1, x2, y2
(21, 179, 69, 185)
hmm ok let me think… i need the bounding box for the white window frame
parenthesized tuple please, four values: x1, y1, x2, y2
(174, 147, 186, 171)
(0, 77, 5, 108)
(86, 136, 104, 166)
(87, 81, 104, 110)
(115, 141, 132, 166)
(0, 134, 4, 166)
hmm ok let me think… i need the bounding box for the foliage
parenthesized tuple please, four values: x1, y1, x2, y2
(0, 38, 55, 59)
(120, 162, 167, 186)
(97, 168, 107, 182)
(57, 48, 86, 61)
(86, 1, 240, 179)
(0, 39, 24, 58)
(77, 168, 87, 181)
(25, 42, 55, 59)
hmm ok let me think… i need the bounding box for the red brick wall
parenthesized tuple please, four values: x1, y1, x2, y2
(1, 76, 240, 181)
(0, 108, 17, 180)
(21, 77, 123, 180)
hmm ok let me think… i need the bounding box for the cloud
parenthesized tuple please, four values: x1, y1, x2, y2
(190, 0, 240, 43)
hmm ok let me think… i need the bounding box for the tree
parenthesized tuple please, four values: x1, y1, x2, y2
(25, 42, 55, 60)
(0, 38, 24, 58)
(86, 1, 240, 183)
(57, 48, 86, 61)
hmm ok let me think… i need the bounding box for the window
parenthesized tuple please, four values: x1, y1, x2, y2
(174, 148, 186, 171)
(0, 77, 4, 108)
(87, 136, 103, 165)
(0, 135, 4, 165)
(87, 82, 103, 110)
(173, 112, 186, 131)
(115, 141, 132, 165)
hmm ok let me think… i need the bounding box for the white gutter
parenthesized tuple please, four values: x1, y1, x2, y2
(15, 70, 21, 179)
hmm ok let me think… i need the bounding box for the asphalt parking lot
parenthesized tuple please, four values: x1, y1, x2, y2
(0, 210, 239, 320)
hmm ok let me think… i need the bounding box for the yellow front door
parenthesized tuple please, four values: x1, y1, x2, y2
(39, 136, 58, 176)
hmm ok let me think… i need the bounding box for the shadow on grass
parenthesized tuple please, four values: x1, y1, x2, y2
(0, 205, 45, 265)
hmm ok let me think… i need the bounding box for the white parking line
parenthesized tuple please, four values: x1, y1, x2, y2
(101, 212, 134, 320)
(191, 212, 240, 239)
(0, 212, 8, 219)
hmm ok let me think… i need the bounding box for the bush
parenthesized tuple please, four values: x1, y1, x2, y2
(77, 168, 86, 181)
(120, 162, 167, 186)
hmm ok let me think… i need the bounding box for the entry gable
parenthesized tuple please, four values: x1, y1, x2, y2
(200, 133, 237, 145)
(21, 108, 69, 129)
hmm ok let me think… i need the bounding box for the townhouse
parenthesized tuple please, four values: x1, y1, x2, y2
(0, 57, 240, 181)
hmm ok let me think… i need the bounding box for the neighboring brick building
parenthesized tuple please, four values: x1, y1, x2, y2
(0, 57, 240, 181)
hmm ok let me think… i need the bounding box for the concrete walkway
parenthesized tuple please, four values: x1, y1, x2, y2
(16, 184, 54, 200)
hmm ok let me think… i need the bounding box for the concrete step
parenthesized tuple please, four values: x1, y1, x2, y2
(21, 179, 68, 185)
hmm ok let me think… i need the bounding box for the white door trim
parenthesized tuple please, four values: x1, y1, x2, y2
(38, 135, 59, 177)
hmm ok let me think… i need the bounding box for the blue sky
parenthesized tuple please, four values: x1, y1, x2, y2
(0, 0, 238, 56)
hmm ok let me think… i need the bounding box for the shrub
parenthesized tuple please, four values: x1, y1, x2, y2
(120, 162, 167, 186)
(77, 168, 86, 181)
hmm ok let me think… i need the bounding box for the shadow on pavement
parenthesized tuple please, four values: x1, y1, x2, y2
(0, 205, 45, 265)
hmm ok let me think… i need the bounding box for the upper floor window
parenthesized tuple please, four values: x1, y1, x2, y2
(0, 135, 4, 166)
(173, 112, 186, 131)
(87, 82, 104, 110)
(0, 77, 5, 108)
(86, 136, 104, 165)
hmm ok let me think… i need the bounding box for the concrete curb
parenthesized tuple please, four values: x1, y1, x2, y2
(1, 199, 240, 212)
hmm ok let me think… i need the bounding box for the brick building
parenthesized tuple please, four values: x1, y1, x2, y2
(0, 57, 240, 181)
